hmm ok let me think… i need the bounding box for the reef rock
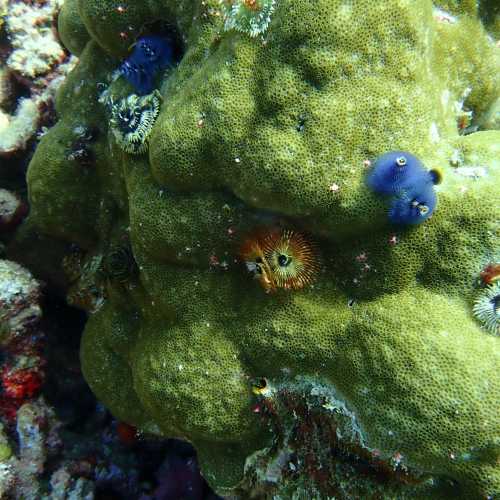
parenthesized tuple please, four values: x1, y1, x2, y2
(0, 0, 76, 156)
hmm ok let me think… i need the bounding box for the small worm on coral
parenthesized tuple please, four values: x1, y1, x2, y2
(366, 151, 438, 195)
(240, 231, 275, 289)
(251, 378, 270, 396)
(240, 228, 319, 292)
(388, 184, 437, 225)
(102, 243, 138, 283)
(109, 90, 161, 154)
(221, 0, 276, 37)
(472, 282, 500, 335)
(366, 151, 441, 225)
(66, 126, 99, 167)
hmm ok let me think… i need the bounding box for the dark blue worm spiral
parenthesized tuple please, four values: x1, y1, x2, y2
(120, 35, 174, 95)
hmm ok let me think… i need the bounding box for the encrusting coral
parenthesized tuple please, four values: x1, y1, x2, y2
(14, 0, 500, 497)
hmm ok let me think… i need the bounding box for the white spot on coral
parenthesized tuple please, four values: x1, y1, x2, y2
(453, 87, 472, 115)
(429, 122, 440, 143)
(454, 166, 488, 179)
(450, 149, 461, 166)
(441, 89, 450, 108)
(433, 8, 457, 24)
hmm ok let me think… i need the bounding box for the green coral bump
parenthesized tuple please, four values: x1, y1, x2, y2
(19, 0, 500, 498)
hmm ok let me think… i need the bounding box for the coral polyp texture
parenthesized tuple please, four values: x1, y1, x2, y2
(17, 0, 500, 497)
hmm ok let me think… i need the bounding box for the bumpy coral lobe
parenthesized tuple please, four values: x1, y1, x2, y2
(20, 0, 500, 497)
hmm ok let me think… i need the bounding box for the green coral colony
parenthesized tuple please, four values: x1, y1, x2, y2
(17, 0, 500, 498)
